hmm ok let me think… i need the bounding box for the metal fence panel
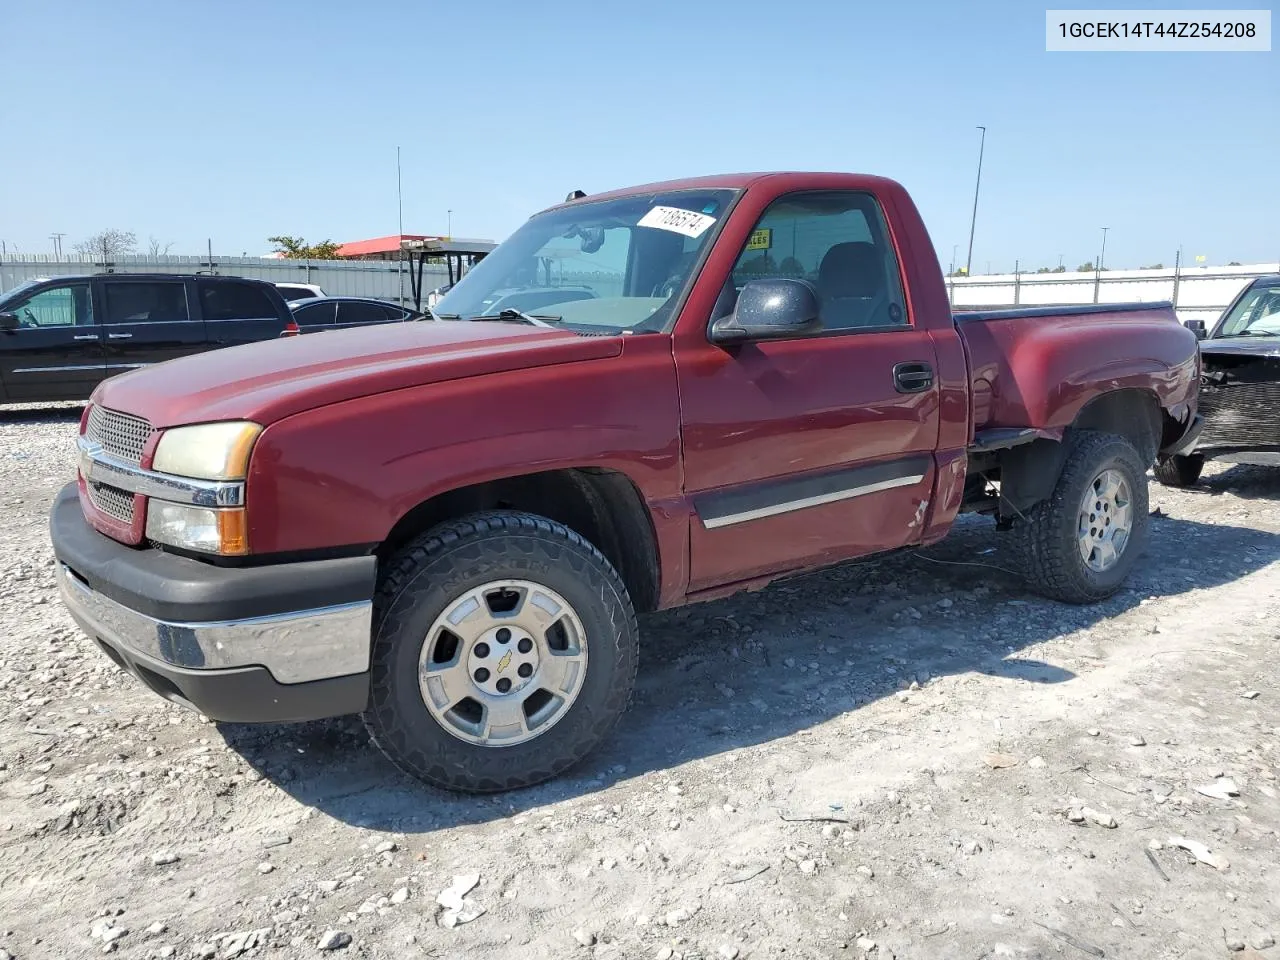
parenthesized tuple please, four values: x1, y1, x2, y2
(947, 261, 1280, 323)
(0, 255, 455, 306)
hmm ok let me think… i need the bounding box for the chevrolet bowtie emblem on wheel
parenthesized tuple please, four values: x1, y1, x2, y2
(497, 651, 512, 673)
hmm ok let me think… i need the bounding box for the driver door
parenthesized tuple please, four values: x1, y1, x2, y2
(0, 281, 105, 402)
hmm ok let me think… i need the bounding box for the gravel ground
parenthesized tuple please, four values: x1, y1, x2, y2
(1, 404, 1278, 960)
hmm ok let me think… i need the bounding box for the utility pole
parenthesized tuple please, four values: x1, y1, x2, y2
(1058, 253, 1064, 269)
(965, 125, 986, 277)
(447, 209, 453, 239)
(49, 233, 66, 258)
(1094, 227, 1109, 303)
(397, 146, 405, 307)
(950, 243, 958, 276)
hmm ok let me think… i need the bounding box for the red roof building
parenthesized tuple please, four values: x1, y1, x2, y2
(335, 235, 434, 261)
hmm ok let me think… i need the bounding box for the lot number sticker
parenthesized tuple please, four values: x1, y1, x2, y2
(638, 206, 717, 238)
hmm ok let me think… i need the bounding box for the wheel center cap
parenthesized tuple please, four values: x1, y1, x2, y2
(467, 625, 538, 697)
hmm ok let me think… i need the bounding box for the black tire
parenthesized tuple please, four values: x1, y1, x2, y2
(1013, 431, 1150, 604)
(1153, 453, 1204, 487)
(362, 511, 638, 793)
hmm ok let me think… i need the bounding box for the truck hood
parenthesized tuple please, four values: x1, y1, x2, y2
(1200, 336, 1280, 360)
(93, 321, 623, 428)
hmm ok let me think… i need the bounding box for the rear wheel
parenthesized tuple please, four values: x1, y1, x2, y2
(363, 512, 638, 793)
(1153, 453, 1204, 487)
(1014, 431, 1150, 604)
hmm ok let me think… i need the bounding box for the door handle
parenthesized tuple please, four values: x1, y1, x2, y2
(893, 361, 934, 393)
(107, 332, 133, 340)
(73, 334, 98, 341)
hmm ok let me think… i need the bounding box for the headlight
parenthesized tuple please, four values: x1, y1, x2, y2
(146, 502, 248, 556)
(152, 421, 261, 481)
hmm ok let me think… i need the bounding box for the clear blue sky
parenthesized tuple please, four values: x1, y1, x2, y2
(4, 0, 1276, 271)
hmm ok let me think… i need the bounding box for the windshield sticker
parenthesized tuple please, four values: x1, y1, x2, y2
(638, 206, 717, 238)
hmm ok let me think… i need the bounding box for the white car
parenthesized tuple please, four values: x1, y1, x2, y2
(274, 282, 325, 302)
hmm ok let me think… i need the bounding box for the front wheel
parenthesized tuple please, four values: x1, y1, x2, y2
(363, 512, 638, 793)
(1014, 431, 1150, 604)
(1153, 453, 1204, 487)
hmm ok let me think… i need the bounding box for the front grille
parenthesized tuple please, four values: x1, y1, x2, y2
(87, 481, 135, 524)
(1198, 382, 1280, 448)
(86, 405, 152, 464)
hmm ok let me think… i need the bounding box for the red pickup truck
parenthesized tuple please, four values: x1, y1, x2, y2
(51, 172, 1200, 793)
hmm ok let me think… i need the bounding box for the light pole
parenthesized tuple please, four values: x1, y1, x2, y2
(447, 209, 453, 239)
(965, 125, 986, 278)
(950, 243, 959, 276)
(1098, 227, 1109, 272)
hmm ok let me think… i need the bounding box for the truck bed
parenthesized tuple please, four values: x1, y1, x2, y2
(953, 300, 1194, 438)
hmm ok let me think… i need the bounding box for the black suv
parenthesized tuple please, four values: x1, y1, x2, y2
(0, 274, 293, 403)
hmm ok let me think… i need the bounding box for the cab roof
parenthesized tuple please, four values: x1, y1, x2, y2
(541, 171, 903, 215)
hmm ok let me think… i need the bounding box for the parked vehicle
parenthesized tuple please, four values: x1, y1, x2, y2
(290, 296, 424, 333)
(1156, 274, 1280, 486)
(0, 274, 294, 403)
(275, 282, 325, 302)
(50, 172, 1199, 793)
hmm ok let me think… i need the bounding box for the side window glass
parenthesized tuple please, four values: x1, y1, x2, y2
(103, 282, 190, 324)
(729, 191, 908, 332)
(337, 301, 389, 325)
(200, 282, 276, 321)
(9, 283, 94, 327)
(293, 303, 335, 326)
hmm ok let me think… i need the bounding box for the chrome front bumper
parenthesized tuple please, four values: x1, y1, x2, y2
(58, 563, 372, 685)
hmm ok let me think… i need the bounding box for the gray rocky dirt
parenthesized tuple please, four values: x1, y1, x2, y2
(1, 403, 1277, 959)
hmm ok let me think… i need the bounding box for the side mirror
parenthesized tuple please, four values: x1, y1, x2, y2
(709, 278, 822, 344)
(0, 312, 18, 331)
(1186, 319, 1207, 341)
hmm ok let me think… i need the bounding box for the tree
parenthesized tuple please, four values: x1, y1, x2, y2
(1142, 263, 1165, 270)
(1228, 261, 1242, 266)
(75, 229, 137, 259)
(148, 236, 174, 257)
(1077, 261, 1094, 273)
(1051, 265, 1067, 273)
(1035, 266, 1053, 274)
(268, 235, 342, 259)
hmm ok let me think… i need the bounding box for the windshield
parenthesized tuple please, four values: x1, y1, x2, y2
(1218, 281, 1280, 337)
(0, 278, 44, 307)
(434, 188, 738, 334)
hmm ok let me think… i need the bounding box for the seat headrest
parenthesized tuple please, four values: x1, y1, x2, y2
(817, 242, 885, 299)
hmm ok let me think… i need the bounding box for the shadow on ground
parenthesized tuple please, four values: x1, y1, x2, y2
(0, 403, 84, 424)
(1197, 463, 1280, 501)
(221, 512, 1280, 833)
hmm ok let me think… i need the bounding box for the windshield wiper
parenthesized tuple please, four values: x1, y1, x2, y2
(469, 308, 561, 328)
(429, 309, 460, 321)
(1232, 329, 1280, 337)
